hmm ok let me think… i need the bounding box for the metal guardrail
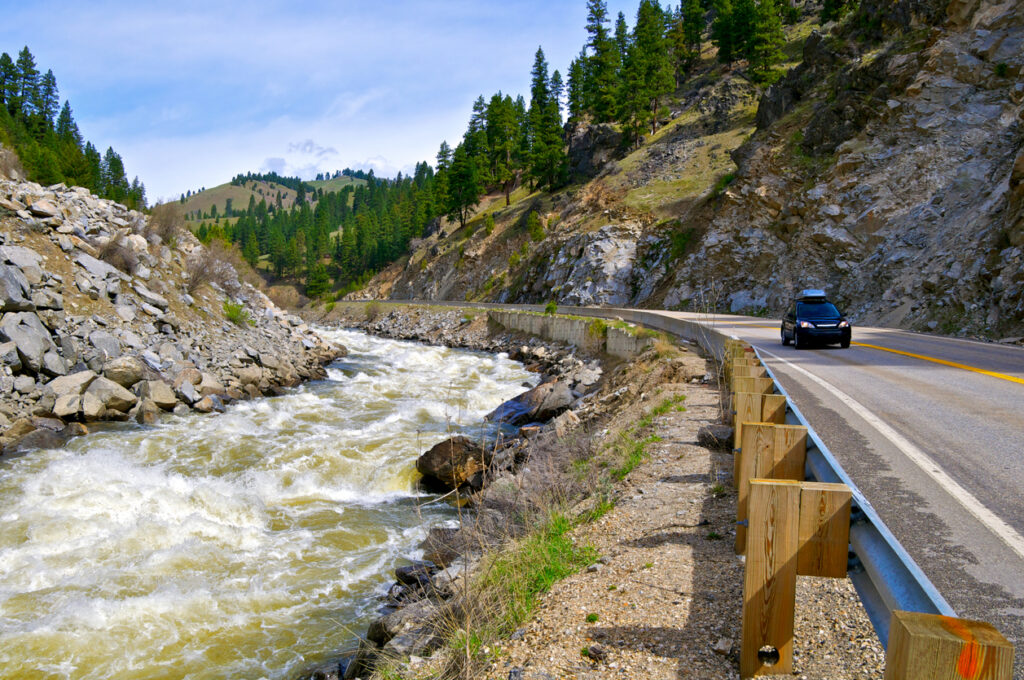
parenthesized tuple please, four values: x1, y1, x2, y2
(356, 299, 955, 645)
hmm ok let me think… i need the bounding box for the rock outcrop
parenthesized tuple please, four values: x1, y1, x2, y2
(0, 178, 344, 452)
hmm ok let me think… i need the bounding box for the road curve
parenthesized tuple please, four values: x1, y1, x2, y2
(656, 310, 1024, 672)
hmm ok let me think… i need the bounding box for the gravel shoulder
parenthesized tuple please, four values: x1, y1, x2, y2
(485, 384, 885, 680)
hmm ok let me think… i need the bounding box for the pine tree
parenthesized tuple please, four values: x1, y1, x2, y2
(445, 143, 480, 229)
(711, 0, 735, 64)
(486, 93, 519, 206)
(0, 53, 16, 111)
(584, 0, 618, 122)
(821, 0, 848, 22)
(527, 47, 567, 191)
(732, 0, 758, 61)
(14, 47, 38, 118)
(36, 69, 58, 126)
(566, 50, 588, 123)
(683, 0, 705, 63)
(614, 12, 630, 71)
(623, 0, 675, 137)
(749, 0, 786, 75)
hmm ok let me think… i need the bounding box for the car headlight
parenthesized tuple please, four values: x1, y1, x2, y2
(838, 320, 849, 328)
(799, 321, 813, 328)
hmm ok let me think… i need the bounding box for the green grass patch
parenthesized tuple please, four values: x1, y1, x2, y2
(480, 513, 598, 631)
(585, 613, 600, 623)
(223, 300, 252, 326)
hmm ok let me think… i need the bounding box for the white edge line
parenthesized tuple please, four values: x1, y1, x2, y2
(757, 346, 1024, 561)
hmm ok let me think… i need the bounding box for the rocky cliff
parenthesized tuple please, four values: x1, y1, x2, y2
(0, 177, 342, 453)
(355, 0, 1024, 339)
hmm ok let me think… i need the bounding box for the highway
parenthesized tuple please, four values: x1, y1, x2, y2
(658, 311, 1024, 668)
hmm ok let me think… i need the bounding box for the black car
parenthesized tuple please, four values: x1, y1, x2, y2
(781, 290, 852, 349)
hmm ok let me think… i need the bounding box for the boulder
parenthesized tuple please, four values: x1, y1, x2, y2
(133, 283, 169, 310)
(53, 394, 81, 419)
(85, 376, 138, 413)
(41, 350, 67, 377)
(234, 365, 262, 385)
(81, 391, 105, 421)
(129, 398, 161, 425)
(381, 627, 443, 660)
(366, 598, 440, 646)
(9, 427, 64, 452)
(102, 356, 145, 388)
(0, 312, 57, 373)
(31, 290, 63, 310)
(395, 560, 437, 588)
(485, 380, 574, 426)
(546, 409, 581, 439)
(27, 199, 58, 218)
(89, 330, 122, 360)
(198, 372, 226, 397)
(75, 253, 121, 280)
(135, 379, 177, 410)
(416, 436, 488, 490)
(0, 264, 34, 311)
(0, 340, 21, 371)
(697, 424, 734, 450)
(45, 370, 98, 397)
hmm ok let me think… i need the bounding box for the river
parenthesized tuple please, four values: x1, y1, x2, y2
(0, 328, 536, 680)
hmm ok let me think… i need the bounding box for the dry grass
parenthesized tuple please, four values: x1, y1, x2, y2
(98, 236, 138, 274)
(145, 203, 184, 245)
(185, 243, 241, 295)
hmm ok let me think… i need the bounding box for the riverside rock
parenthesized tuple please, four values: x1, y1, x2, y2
(486, 380, 574, 426)
(84, 376, 137, 413)
(416, 436, 487, 491)
(102, 356, 145, 388)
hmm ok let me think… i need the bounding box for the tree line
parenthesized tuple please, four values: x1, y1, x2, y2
(0, 46, 146, 209)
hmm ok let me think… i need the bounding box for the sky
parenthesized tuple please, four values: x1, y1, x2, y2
(0, 0, 639, 203)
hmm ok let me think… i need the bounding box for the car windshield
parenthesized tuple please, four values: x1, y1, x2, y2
(797, 301, 841, 319)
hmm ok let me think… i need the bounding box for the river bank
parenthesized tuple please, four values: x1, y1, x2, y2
(0, 178, 342, 456)
(302, 302, 885, 680)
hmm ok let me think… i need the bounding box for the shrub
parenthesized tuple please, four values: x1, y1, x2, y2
(710, 172, 736, 199)
(223, 300, 252, 326)
(587, 318, 608, 339)
(145, 202, 183, 246)
(527, 211, 545, 242)
(509, 251, 521, 268)
(484, 213, 495, 235)
(365, 301, 383, 322)
(186, 245, 240, 295)
(544, 300, 558, 316)
(98, 236, 138, 274)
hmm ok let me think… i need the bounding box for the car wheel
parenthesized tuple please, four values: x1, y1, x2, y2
(840, 338, 850, 349)
(781, 328, 790, 345)
(794, 330, 803, 349)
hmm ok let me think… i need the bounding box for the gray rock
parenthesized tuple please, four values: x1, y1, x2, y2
(114, 304, 136, 322)
(133, 283, 169, 310)
(41, 350, 67, 377)
(367, 598, 440, 646)
(14, 375, 35, 394)
(0, 312, 57, 373)
(89, 330, 122, 360)
(0, 341, 22, 371)
(0, 264, 34, 311)
(176, 380, 199, 405)
(102, 356, 145, 388)
(27, 199, 58, 218)
(135, 380, 177, 410)
(129, 397, 160, 425)
(381, 627, 442, 660)
(0, 245, 43, 270)
(81, 391, 105, 421)
(75, 253, 121, 280)
(45, 370, 98, 397)
(141, 350, 163, 371)
(486, 380, 574, 426)
(198, 372, 225, 397)
(10, 427, 64, 452)
(53, 394, 81, 419)
(31, 290, 63, 310)
(85, 376, 138, 413)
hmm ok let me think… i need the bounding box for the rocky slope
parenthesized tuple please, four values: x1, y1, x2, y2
(0, 177, 342, 453)
(353, 0, 1024, 339)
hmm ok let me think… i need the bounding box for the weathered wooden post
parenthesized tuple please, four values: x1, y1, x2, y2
(741, 480, 853, 678)
(735, 424, 807, 554)
(741, 480, 801, 678)
(885, 611, 1014, 680)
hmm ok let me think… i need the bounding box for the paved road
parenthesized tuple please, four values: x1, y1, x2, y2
(661, 311, 1024, 670)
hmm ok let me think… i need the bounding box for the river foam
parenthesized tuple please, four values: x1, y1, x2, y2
(0, 329, 535, 680)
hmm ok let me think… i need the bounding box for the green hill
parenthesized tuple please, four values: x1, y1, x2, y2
(182, 175, 365, 223)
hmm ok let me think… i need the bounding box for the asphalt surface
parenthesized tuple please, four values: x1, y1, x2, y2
(665, 312, 1024, 675)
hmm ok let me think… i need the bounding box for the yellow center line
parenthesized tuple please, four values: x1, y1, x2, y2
(850, 342, 1024, 385)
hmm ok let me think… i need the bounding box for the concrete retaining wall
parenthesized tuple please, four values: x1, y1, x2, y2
(489, 311, 653, 358)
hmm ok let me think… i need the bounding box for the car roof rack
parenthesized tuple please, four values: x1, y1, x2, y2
(797, 289, 828, 300)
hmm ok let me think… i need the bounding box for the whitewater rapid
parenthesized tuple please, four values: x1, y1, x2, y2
(0, 329, 536, 680)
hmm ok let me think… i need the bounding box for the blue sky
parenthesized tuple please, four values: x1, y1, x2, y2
(1, 0, 639, 202)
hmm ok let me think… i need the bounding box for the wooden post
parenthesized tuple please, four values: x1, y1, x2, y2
(741, 480, 800, 678)
(797, 482, 851, 578)
(733, 376, 775, 396)
(733, 393, 788, 457)
(736, 424, 808, 554)
(885, 611, 1014, 680)
(762, 394, 787, 425)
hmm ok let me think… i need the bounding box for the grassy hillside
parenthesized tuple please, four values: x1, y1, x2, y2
(183, 175, 365, 223)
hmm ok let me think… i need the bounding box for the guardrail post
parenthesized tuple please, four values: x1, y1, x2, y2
(733, 376, 776, 397)
(741, 479, 801, 677)
(742, 480, 854, 677)
(798, 482, 852, 578)
(884, 611, 1013, 680)
(736, 424, 808, 554)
